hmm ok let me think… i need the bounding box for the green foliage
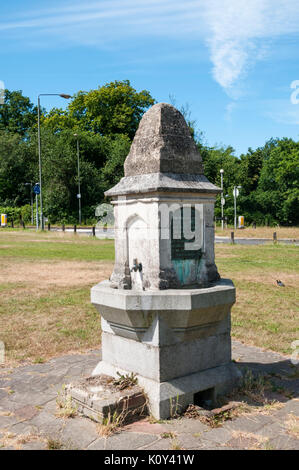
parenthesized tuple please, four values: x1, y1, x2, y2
(199, 138, 299, 226)
(43, 80, 155, 139)
(0, 84, 298, 226)
(0, 204, 32, 224)
(112, 372, 138, 390)
(0, 90, 38, 136)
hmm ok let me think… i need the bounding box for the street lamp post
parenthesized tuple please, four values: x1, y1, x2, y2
(233, 185, 242, 230)
(220, 169, 224, 230)
(37, 93, 71, 230)
(73, 134, 81, 225)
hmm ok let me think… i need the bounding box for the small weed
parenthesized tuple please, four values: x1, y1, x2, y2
(263, 440, 276, 450)
(161, 432, 177, 439)
(47, 437, 64, 450)
(238, 370, 269, 402)
(112, 372, 138, 390)
(33, 357, 45, 364)
(97, 410, 126, 438)
(148, 415, 165, 425)
(169, 394, 181, 418)
(56, 385, 77, 418)
(170, 439, 182, 450)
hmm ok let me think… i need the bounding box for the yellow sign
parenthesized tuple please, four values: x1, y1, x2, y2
(1, 214, 7, 226)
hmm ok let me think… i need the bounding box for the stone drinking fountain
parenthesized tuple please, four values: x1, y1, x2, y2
(68, 103, 240, 420)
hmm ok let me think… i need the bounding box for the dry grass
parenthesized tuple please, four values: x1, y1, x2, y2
(0, 229, 298, 365)
(0, 230, 114, 365)
(229, 430, 269, 450)
(285, 414, 299, 439)
(215, 226, 299, 239)
(215, 244, 299, 354)
(0, 430, 44, 450)
(96, 410, 127, 438)
(56, 386, 78, 419)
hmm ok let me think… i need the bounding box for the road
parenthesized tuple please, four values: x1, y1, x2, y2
(54, 227, 299, 245)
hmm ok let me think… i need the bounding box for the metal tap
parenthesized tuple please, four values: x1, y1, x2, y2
(130, 259, 142, 272)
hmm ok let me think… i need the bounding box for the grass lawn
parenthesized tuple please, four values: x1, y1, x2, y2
(0, 229, 298, 364)
(216, 243, 299, 354)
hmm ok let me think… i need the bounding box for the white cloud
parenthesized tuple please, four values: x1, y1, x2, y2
(1, 0, 299, 95)
(203, 0, 299, 94)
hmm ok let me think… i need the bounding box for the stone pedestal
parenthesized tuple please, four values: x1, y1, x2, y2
(91, 279, 241, 419)
(67, 103, 241, 421)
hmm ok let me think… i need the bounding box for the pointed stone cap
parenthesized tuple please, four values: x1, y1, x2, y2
(105, 102, 221, 197)
(124, 103, 204, 176)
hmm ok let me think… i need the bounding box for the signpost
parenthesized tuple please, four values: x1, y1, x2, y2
(233, 186, 242, 230)
(33, 183, 40, 231)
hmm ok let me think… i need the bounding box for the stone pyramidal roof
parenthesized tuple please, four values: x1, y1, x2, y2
(124, 102, 204, 176)
(105, 103, 220, 197)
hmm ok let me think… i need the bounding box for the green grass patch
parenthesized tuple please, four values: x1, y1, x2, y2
(217, 244, 299, 274)
(0, 231, 114, 261)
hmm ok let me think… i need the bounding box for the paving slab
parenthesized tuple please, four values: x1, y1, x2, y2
(21, 440, 46, 450)
(174, 432, 205, 450)
(268, 434, 299, 450)
(0, 342, 298, 450)
(200, 426, 233, 444)
(225, 414, 275, 433)
(166, 417, 209, 434)
(123, 419, 169, 435)
(140, 437, 172, 450)
(59, 416, 99, 450)
(88, 432, 157, 450)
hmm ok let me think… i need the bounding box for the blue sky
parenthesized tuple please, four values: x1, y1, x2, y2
(1, 0, 299, 155)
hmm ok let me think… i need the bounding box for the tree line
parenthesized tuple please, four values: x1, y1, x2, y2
(0, 80, 298, 225)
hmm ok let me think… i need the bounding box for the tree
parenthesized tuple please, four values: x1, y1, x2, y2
(43, 80, 155, 139)
(100, 134, 131, 189)
(257, 138, 299, 225)
(0, 90, 38, 136)
(0, 131, 37, 206)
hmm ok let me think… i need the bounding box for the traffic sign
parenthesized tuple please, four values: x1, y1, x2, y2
(221, 197, 225, 206)
(33, 184, 40, 195)
(233, 188, 239, 198)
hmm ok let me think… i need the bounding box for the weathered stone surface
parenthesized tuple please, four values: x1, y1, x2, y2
(105, 172, 220, 197)
(67, 374, 147, 424)
(124, 103, 204, 177)
(226, 414, 274, 433)
(200, 427, 232, 444)
(100, 431, 157, 450)
(60, 417, 99, 449)
(105, 102, 221, 290)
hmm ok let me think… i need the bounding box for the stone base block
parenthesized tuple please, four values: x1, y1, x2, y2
(92, 361, 241, 420)
(66, 375, 147, 424)
(91, 278, 240, 419)
(101, 329, 232, 382)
